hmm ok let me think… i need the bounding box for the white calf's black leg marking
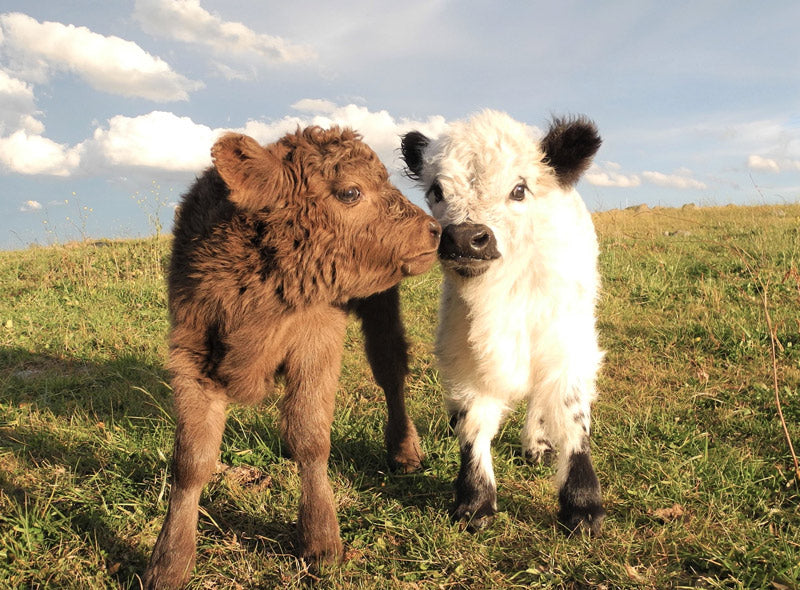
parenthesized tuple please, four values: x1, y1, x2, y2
(449, 402, 505, 531)
(553, 389, 604, 535)
(557, 437, 605, 535)
(453, 441, 497, 530)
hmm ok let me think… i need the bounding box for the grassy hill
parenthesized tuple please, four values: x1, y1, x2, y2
(1, 204, 798, 589)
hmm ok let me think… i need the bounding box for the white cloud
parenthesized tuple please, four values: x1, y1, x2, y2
(210, 61, 253, 81)
(0, 66, 82, 177)
(1, 101, 450, 178)
(747, 154, 800, 173)
(0, 129, 81, 176)
(81, 101, 447, 175)
(585, 162, 642, 188)
(291, 99, 338, 114)
(236, 101, 449, 173)
(0, 12, 203, 101)
(307, 101, 449, 170)
(585, 162, 708, 191)
(0, 69, 37, 134)
(19, 199, 42, 212)
(19, 115, 43, 135)
(133, 0, 316, 65)
(86, 111, 217, 171)
(692, 118, 800, 173)
(747, 154, 780, 173)
(641, 170, 707, 190)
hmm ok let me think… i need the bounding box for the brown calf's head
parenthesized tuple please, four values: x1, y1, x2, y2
(212, 127, 441, 304)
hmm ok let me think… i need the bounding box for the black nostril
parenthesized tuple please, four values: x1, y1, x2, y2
(470, 231, 490, 251)
(429, 220, 442, 240)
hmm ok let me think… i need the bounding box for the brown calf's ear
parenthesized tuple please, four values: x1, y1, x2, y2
(540, 116, 602, 188)
(211, 132, 290, 211)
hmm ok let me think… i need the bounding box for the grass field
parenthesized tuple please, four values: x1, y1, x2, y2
(1, 203, 798, 589)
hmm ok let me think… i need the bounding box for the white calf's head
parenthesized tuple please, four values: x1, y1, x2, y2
(402, 110, 601, 278)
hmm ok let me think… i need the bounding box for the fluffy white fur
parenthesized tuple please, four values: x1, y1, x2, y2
(415, 110, 603, 499)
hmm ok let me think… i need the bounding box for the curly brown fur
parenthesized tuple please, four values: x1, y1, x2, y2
(144, 126, 440, 589)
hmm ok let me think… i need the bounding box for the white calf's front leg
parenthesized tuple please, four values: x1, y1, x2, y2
(449, 397, 507, 530)
(521, 400, 554, 464)
(554, 388, 605, 535)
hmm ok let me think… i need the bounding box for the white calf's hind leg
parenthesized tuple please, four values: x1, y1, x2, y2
(521, 399, 554, 464)
(449, 397, 507, 530)
(554, 389, 604, 535)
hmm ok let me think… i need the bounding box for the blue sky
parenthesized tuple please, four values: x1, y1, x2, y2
(1, 1, 798, 249)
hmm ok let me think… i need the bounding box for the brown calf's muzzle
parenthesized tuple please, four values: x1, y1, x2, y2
(400, 215, 441, 276)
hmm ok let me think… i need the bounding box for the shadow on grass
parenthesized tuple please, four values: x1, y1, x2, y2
(0, 346, 461, 586)
(0, 346, 173, 421)
(332, 434, 454, 512)
(0, 347, 176, 586)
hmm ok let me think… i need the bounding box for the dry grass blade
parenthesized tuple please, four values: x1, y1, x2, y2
(760, 282, 800, 483)
(732, 238, 800, 485)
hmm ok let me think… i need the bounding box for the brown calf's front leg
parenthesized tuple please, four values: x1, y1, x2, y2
(144, 374, 228, 590)
(280, 309, 347, 563)
(353, 286, 424, 473)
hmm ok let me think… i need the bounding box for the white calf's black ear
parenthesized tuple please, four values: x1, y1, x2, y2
(540, 116, 601, 188)
(401, 131, 430, 180)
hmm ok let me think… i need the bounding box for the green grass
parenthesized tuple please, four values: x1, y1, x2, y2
(1, 204, 799, 589)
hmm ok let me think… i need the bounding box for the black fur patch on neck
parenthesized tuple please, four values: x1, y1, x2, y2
(541, 116, 602, 188)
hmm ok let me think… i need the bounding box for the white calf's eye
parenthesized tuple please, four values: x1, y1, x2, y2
(510, 183, 527, 201)
(427, 181, 444, 204)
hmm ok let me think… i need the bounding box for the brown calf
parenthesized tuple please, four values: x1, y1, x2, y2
(143, 127, 440, 589)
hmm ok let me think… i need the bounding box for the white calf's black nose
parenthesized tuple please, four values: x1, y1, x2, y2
(440, 222, 500, 260)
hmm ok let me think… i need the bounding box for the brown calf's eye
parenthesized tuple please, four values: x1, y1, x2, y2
(510, 183, 527, 201)
(337, 187, 362, 204)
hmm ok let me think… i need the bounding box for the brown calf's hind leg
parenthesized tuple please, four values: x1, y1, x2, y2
(354, 287, 424, 473)
(144, 376, 228, 590)
(280, 312, 347, 563)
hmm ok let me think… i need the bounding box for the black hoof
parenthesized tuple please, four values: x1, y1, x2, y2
(452, 501, 497, 532)
(558, 445, 604, 536)
(558, 502, 606, 536)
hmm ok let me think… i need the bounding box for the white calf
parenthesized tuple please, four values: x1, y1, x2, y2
(402, 110, 605, 533)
